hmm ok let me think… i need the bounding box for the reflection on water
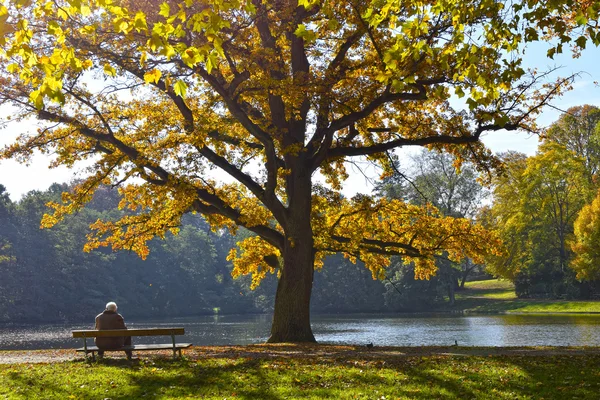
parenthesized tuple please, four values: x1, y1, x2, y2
(1, 313, 600, 350)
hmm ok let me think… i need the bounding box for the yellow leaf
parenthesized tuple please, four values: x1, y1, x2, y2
(159, 3, 170, 18)
(103, 64, 116, 77)
(144, 69, 162, 84)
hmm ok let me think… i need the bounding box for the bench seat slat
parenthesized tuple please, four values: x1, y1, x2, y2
(73, 328, 185, 338)
(76, 343, 192, 352)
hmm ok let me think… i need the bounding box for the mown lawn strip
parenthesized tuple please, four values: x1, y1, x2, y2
(1, 351, 600, 399)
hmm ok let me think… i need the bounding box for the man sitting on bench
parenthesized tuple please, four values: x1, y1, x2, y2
(95, 301, 132, 359)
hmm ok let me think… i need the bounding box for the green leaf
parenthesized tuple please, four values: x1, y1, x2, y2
(524, 27, 538, 42)
(575, 36, 587, 49)
(575, 13, 588, 26)
(206, 53, 217, 74)
(294, 24, 307, 37)
(293, 24, 316, 42)
(495, 114, 510, 127)
(466, 97, 478, 110)
(173, 79, 188, 98)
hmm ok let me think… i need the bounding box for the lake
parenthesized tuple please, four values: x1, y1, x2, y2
(1, 313, 600, 350)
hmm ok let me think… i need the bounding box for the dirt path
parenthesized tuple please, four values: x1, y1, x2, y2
(2, 344, 600, 364)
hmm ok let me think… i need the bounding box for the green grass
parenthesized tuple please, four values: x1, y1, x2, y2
(451, 279, 600, 314)
(461, 280, 517, 300)
(2, 352, 600, 399)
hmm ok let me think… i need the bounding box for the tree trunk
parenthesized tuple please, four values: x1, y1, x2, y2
(447, 282, 455, 306)
(267, 235, 316, 342)
(459, 260, 473, 289)
(267, 170, 316, 343)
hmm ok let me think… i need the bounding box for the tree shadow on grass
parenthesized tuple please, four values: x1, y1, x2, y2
(3, 353, 600, 399)
(1, 367, 73, 399)
(328, 354, 600, 399)
(127, 358, 283, 399)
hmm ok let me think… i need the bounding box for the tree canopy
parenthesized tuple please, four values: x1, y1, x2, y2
(1, 0, 598, 341)
(485, 106, 600, 298)
(571, 190, 600, 281)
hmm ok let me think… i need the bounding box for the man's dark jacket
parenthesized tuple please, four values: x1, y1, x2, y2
(94, 310, 127, 349)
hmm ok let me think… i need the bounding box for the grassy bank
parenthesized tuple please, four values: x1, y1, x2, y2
(1, 346, 600, 399)
(449, 280, 600, 314)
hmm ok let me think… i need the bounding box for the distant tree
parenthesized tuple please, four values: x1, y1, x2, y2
(487, 143, 592, 298)
(383, 261, 444, 311)
(0, 184, 16, 264)
(481, 151, 528, 282)
(311, 254, 386, 313)
(377, 150, 488, 303)
(571, 190, 600, 281)
(401, 151, 487, 219)
(545, 105, 600, 182)
(0, 185, 17, 320)
(1, 0, 597, 341)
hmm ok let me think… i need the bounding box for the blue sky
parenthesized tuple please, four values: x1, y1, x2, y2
(1, 43, 599, 201)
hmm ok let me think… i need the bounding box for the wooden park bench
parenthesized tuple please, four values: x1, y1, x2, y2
(72, 328, 192, 361)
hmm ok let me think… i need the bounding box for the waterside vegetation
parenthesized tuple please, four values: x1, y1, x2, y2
(448, 280, 600, 314)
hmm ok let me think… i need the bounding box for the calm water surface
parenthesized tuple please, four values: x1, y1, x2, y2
(1, 314, 600, 350)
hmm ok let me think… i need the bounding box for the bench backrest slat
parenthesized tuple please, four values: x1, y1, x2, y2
(72, 328, 185, 338)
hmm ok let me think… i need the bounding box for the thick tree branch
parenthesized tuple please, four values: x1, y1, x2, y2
(191, 198, 284, 249)
(194, 143, 286, 225)
(328, 234, 421, 257)
(309, 27, 366, 156)
(310, 87, 428, 169)
(37, 107, 286, 250)
(327, 122, 519, 159)
(287, 5, 312, 137)
(252, 0, 286, 130)
(206, 129, 263, 150)
(93, 42, 285, 212)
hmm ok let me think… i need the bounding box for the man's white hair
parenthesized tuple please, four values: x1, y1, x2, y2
(105, 302, 118, 312)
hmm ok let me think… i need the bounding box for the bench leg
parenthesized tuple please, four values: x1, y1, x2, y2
(171, 334, 176, 359)
(83, 337, 88, 361)
(178, 349, 182, 358)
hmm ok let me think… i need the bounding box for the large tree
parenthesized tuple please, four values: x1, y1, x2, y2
(0, 0, 598, 341)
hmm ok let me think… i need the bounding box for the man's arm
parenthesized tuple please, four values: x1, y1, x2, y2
(117, 314, 127, 329)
